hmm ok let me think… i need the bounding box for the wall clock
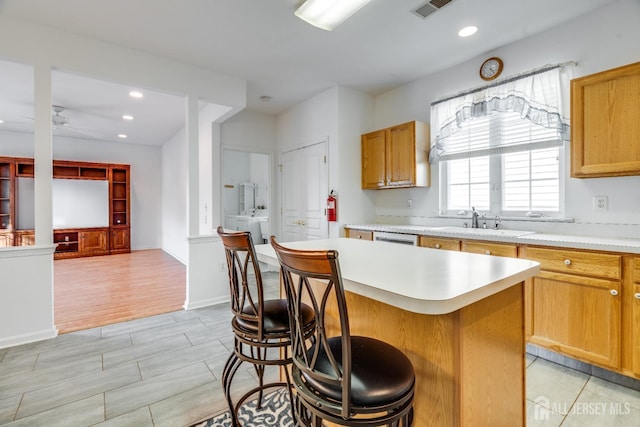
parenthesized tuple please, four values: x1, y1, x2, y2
(479, 57, 504, 81)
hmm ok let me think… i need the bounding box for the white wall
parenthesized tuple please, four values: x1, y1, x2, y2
(275, 86, 377, 237)
(370, 0, 640, 239)
(220, 109, 277, 225)
(336, 86, 376, 233)
(161, 128, 188, 263)
(277, 88, 339, 237)
(0, 246, 57, 348)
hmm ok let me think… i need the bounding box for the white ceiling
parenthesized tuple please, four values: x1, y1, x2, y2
(0, 0, 616, 146)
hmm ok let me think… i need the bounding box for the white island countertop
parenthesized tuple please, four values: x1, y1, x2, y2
(254, 238, 540, 315)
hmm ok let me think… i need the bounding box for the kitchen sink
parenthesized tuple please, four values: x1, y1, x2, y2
(435, 227, 536, 238)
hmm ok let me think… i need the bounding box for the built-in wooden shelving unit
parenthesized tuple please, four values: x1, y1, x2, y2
(0, 156, 131, 258)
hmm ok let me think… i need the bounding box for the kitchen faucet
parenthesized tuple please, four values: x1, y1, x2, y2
(471, 207, 479, 228)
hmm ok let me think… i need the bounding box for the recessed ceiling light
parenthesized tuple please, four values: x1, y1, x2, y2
(118, 134, 128, 139)
(122, 114, 134, 121)
(129, 91, 143, 99)
(0, 120, 4, 124)
(458, 25, 478, 38)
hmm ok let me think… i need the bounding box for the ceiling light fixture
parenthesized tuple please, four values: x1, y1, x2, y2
(122, 114, 134, 121)
(458, 25, 478, 38)
(129, 91, 144, 99)
(0, 120, 4, 124)
(295, 0, 373, 31)
(118, 134, 128, 139)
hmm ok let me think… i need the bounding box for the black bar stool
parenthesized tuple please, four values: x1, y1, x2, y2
(216, 227, 314, 426)
(271, 236, 415, 426)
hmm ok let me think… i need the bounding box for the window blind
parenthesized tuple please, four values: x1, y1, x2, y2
(430, 64, 573, 162)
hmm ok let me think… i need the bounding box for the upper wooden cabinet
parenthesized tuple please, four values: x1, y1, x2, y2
(361, 121, 430, 189)
(571, 62, 640, 178)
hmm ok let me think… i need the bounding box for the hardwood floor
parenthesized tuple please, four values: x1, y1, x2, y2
(54, 249, 186, 334)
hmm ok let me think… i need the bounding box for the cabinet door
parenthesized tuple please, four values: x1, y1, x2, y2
(111, 228, 130, 252)
(16, 231, 35, 246)
(462, 241, 517, 257)
(0, 232, 13, 247)
(632, 259, 640, 375)
(571, 62, 640, 177)
(387, 122, 415, 187)
(80, 230, 108, 255)
(346, 229, 373, 241)
(419, 236, 460, 251)
(361, 129, 387, 189)
(529, 272, 621, 368)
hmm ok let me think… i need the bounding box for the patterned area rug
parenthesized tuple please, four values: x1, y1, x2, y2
(193, 388, 294, 427)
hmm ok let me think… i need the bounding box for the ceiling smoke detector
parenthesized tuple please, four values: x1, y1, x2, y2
(412, 0, 453, 19)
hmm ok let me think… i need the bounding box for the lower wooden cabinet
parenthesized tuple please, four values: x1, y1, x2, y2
(521, 245, 623, 370)
(54, 228, 109, 259)
(80, 229, 108, 255)
(345, 228, 373, 241)
(630, 258, 640, 376)
(110, 228, 130, 253)
(0, 231, 13, 247)
(527, 273, 621, 369)
(462, 240, 517, 257)
(15, 230, 35, 246)
(419, 236, 460, 251)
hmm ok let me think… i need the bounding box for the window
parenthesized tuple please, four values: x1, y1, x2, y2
(431, 64, 572, 218)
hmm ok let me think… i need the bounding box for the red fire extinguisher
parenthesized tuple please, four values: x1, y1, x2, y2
(327, 190, 337, 222)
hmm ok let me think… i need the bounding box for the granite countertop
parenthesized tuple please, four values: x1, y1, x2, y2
(345, 224, 640, 254)
(254, 238, 539, 315)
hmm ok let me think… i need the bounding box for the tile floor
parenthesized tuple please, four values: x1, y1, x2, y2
(1, 271, 639, 426)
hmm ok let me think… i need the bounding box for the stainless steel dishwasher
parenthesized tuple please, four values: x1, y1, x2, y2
(372, 231, 418, 245)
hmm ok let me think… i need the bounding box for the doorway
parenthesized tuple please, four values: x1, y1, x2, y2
(221, 148, 272, 244)
(280, 140, 328, 242)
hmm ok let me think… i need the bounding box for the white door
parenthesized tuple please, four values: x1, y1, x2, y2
(280, 141, 328, 242)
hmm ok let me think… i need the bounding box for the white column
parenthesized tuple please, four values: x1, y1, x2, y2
(186, 95, 199, 237)
(33, 63, 53, 245)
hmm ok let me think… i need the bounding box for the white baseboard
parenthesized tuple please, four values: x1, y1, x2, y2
(183, 295, 229, 311)
(0, 327, 58, 350)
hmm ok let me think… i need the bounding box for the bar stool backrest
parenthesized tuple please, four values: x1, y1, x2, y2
(217, 226, 266, 341)
(270, 236, 353, 420)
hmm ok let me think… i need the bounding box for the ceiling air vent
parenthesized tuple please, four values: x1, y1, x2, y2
(412, 0, 453, 19)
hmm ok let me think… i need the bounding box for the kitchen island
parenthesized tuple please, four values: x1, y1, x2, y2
(255, 238, 540, 427)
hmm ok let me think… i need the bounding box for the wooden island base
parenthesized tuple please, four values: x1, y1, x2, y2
(319, 282, 525, 427)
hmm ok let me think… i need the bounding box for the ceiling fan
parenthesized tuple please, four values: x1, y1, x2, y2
(51, 105, 70, 127)
(49, 105, 104, 138)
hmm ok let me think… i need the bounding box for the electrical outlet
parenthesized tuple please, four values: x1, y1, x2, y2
(407, 199, 413, 208)
(593, 195, 608, 212)
(219, 261, 226, 272)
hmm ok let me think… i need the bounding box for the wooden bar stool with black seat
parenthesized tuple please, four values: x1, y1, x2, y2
(216, 226, 315, 426)
(270, 236, 415, 427)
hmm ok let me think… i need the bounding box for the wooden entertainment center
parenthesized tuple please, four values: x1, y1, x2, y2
(0, 156, 130, 259)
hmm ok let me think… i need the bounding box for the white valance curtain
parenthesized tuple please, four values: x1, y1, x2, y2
(429, 63, 574, 162)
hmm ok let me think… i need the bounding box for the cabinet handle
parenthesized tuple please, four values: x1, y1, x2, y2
(485, 250, 491, 255)
(435, 244, 440, 249)
(635, 293, 640, 300)
(564, 259, 571, 265)
(610, 289, 619, 296)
